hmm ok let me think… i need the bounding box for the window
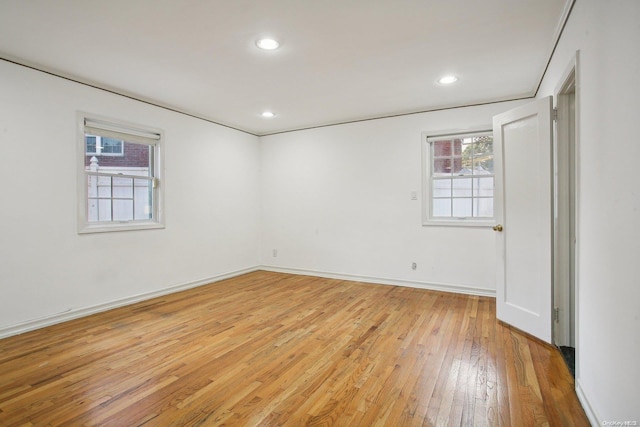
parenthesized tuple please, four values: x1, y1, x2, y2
(78, 114, 164, 233)
(422, 130, 494, 226)
(86, 135, 124, 156)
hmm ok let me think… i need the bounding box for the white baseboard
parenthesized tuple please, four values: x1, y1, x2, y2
(0, 266, 260, 340)
(260, 265, 496, 297)
(576, 378, 599, 427)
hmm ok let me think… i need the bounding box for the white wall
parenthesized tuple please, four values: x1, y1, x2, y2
(537, 0, 640, 422)
(260, 100, 526, 294)
(0, 60, 261, 334)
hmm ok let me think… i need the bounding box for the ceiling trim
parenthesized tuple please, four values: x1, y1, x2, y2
(257, 97, 535, 137)
(534, 0, 577, 97)
(2, 54, 535, 137)
(0, 56, 259, 137)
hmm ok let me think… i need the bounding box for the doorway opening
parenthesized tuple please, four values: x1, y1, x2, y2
(553, 56, 578, 377)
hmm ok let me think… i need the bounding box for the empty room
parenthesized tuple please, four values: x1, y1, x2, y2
(0, 0, 638, 425)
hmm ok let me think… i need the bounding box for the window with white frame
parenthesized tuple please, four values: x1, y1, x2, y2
(423, 130, 494, 225)
(78, 115, 164, 233)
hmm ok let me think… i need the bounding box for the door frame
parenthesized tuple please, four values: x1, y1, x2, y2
(553, 51, 581, 367)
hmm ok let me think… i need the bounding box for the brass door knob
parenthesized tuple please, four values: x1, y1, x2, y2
(493, 224, 503, 232)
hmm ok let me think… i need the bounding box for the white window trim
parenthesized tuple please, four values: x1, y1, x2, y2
(77, 112, 165, 234)
(421, 129, 495, 228)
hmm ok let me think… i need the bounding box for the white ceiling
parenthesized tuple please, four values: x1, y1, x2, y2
(0, 0, 572, 136)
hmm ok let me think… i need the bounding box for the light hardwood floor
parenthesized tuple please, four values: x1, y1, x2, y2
(0, 271, 588, 426)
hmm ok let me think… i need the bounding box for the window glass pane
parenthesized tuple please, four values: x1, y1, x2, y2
(453, 139, 462, 155)
(452, 154, 464, 175)
(460, 139, 474, 174)
(433, 199, 451, 217)
(474, 177, 494, 197)
(134, 179, 153, 220)
(87, 176, 98, 198)
(86, 136, 97, 154)
(118, 141, 150, 167)
(472, 135, 493, 173)
(113, 200, 134, 221)
(97, 176, 111, 198)
(97, 199, 112, 221)
(433, 158, 452, 176)
(432, 179, 451, 197)
(87, 198, 98, 221)
(433, 140, 452, 157)
(474, 198, 494, 217)
(452, 178, 472, 197)
(452, 198, 472, 217)
(113, 176, 133, 199)
(101, 137, 123, 154)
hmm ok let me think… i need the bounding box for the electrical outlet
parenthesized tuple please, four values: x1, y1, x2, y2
(272, 249, 278, 257)
(411, 262, 417, 270)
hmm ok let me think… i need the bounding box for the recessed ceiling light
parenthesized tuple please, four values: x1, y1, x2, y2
(438, 75, 458, 85)
(256, 38, 280, 50)
(261, 111, 276, 118)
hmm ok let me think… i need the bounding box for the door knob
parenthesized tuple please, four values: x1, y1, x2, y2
(493, 224, 503, 232)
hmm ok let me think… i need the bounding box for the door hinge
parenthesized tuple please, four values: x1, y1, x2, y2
(553, 107, 558, 121)
(554, 307, 560, 322)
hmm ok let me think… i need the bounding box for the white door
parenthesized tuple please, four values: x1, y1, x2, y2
(493, 96, 554, 343)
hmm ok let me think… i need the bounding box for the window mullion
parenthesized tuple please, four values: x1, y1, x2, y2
(449, 178, 453, 218)
(110, 176, 114, 222)
(131, 179, 136, 221)
(87, 171, 153, 181)
(449, 144, 453, 218)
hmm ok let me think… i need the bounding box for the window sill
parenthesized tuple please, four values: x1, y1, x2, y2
(422, 219, 495, 228)
(78, 221, 165, 234)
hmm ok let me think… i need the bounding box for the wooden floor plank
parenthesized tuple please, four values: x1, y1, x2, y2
(0, 271, 589, 426)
